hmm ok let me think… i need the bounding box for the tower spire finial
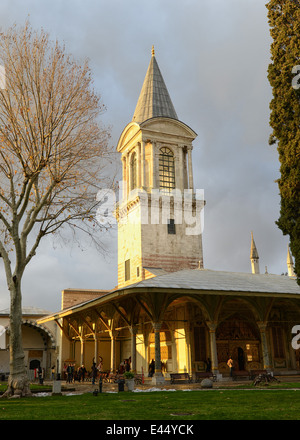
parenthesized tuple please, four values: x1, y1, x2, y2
(250, 231, 260, 274)
(152, 45, 155, 56)
(287, 244, 295, 277)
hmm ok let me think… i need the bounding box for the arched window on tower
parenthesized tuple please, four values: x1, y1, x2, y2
(159, 147, 175, 192)
(130, 152, 137, 190)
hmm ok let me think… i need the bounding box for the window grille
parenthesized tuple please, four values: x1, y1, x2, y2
(125, 259, 130, 281)
(159, 147, 175, 192)
(130, 152, 137, 190)
(167, 219, 176, 234)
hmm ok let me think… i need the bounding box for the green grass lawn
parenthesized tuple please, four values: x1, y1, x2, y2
(1, 382, 300, 420)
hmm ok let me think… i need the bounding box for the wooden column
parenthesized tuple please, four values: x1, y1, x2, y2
(94, 336, 98, 364)
(130, 326, 138, 372)
(110, 331, 117, 373)
(80, 338, 85, 366)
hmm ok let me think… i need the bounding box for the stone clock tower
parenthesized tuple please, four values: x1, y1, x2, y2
(116, 48, 204, 288)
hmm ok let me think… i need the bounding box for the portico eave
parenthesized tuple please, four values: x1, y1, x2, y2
(37, 284, 300, 325)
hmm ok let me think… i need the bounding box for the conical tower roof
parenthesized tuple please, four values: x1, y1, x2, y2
(250, 231, 259, 260)
(132, 47, 178, 124)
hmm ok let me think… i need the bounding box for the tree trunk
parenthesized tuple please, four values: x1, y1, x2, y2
(1, 277, 31, 398)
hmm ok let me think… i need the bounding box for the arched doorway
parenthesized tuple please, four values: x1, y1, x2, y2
(237, 347, 245, 371)
(29, 358, 41, 381)
(29, 359, 41, 370)
(216, 317, 261, 374)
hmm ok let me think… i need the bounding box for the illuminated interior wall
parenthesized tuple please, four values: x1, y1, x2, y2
(136, 333, 146, 373)
(120, 338, 131, 363)
(174, 306, 188, 372)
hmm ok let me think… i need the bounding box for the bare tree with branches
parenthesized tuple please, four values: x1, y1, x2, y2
(0, 23, 113, 397)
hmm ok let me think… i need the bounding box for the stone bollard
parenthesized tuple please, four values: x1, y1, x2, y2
(201, 378, 213, 389)
(52, 380, 62, 396)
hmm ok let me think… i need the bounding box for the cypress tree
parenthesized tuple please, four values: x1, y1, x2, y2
(266, 0, 300, 284)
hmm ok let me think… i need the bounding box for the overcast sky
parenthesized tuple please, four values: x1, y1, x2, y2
(0, 0, 291, 312)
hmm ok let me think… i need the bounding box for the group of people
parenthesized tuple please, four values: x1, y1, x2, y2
(62, 354, 232, 382)
(64, 355, 104, 384)
(147, 360, 167, 376)
(34, 366, 44, 384)
(66, 363, 87, 383)
(118, 357, 131, 374)
(63, 355, 236, 382)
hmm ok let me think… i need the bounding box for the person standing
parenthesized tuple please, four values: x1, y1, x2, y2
(125, 359, 130, 372)
(97, 356, 103, 372)
(205, 358, 212, 372)
(227, 356, 234, 377)
(91, 362, 98, 385)
(80, 364, 87, 382)
(38, 366, 43, 384)
(149, 359, 155, 377)
(66, 363, 73, 383)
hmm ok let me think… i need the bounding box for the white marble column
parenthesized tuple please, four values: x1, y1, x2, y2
(257, 322, 272, 371)
(152, 322, 165, 384)
(122, 157, 127, 199)
(183, 148, 188, 189)
(151, 142, 157, 189)
(187, 146, 194, 190)
(137, 145, 141, 188)
(206, 321, 219, 377)
(141, 141, 146, 188)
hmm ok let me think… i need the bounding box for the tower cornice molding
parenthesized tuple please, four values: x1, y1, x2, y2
(117, 117, 197, 154)
(140, 117, 197, 139)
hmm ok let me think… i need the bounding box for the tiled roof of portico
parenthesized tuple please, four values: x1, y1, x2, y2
(37, 268, 300, 324)
(122, 269, 300, 296)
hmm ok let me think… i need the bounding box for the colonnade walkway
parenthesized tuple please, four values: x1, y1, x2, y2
(42, 373, 300, 395)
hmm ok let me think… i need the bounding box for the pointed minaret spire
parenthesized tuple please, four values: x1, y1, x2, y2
(287, 245, 295, 277)
(250, 232, 260, 274)
(132, 48, 178, 124)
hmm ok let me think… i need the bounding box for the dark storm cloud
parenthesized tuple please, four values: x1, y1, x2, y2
(0, 0, 291, 311)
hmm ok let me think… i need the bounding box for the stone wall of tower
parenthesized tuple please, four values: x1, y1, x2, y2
(140, 195, 203, 274)
(117, 195, 143, 288)
(117, 190, 204, 288)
